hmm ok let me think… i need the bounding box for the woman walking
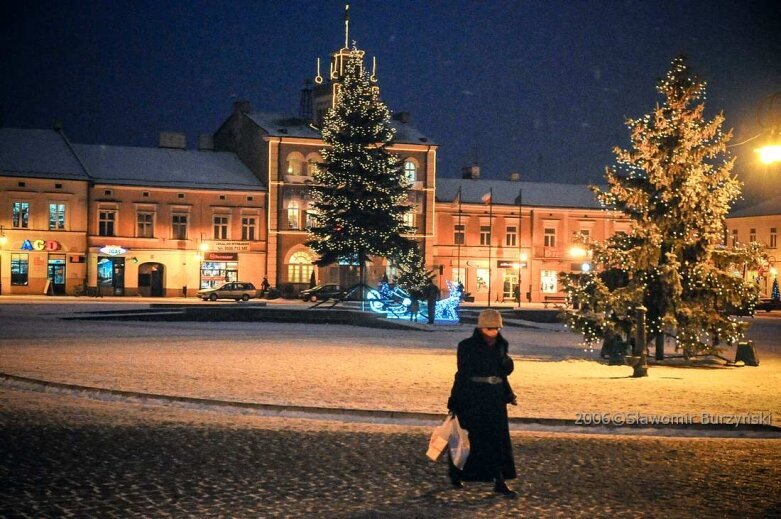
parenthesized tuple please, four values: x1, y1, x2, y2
(447, 309, 517, 497)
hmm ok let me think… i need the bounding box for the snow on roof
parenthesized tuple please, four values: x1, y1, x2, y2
(436, 178, 603, 209)
(245, 111, 435, 145)
(74, 144, 265, 191)
(729, 195, 781, 218)
(0, 128, 89, 180)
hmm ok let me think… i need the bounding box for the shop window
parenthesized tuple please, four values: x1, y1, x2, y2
(403, 160, 417, 184)
(49, 203, 66, 230)
(480, 225, 491, 246)
(213, 215, 229, 239)
(137, 212, 154, 238)
(476, 268, 489, 292)
(287, 251, 314, 283)
(11, 254, 29, 285)
(452, 267, 465, 285)
(242, 217, 257, 241)
(541, 270, 558, 293)
(98, 210, 116, 236)
(12, 202, 29, 228)
(287, 201, 300, 229)
(505, 226, 517, 247)
(172, 214, 188, 240)
(454, 224, 465, 245)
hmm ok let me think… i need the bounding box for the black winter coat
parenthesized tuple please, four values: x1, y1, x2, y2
(447, 328, 517, 481)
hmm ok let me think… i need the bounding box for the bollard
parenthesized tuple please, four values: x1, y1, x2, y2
(735, 341, 759, 366)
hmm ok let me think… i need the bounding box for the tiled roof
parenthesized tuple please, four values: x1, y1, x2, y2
(436, 178, 603, 209)
(245, 111, 435, 145)
(74, 144, 265, 191)
(729, 195, 781, 218)
(0, 128, 89, 180)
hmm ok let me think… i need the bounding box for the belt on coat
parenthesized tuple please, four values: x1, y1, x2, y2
(470, 376, 503, 384)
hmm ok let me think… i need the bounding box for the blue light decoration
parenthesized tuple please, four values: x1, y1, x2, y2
(368, 280, 461, 324)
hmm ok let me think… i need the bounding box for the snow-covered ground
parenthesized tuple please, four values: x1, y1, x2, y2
(1, 303, 778, 426)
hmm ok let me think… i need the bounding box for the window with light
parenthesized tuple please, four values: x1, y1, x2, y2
(287, 251, 314, 283)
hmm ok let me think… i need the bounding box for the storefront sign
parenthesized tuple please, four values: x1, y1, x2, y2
(206, 252, 238, 261)
(21, 239, 61, 251)
(99, 245, 127, 256)
(497, 260, 527, 269)
(212, 241, 250, 252)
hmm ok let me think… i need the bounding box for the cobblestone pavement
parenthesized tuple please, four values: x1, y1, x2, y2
(2, 389, 780, 518)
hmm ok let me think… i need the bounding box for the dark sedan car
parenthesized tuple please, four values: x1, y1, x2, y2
(299, 283, 345, 302)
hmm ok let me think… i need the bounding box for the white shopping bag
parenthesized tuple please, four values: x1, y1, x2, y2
(448, 415, 470, 470)
(426, 415, 453, 462)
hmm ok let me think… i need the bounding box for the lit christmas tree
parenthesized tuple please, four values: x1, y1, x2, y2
(307, 49, 416, 293)
(772, 277, 780, 302)
(562, 56, 765, 359)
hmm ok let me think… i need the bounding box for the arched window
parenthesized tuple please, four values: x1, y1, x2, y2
(403, 160, 417, 183)
(286, 152, 305, 176)
(287, 251, 314, 284)
(287, 200, 299, 229)
(305, 152, 322, 176)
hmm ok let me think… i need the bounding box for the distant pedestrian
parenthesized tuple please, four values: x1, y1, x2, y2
(513, 285, 520, 306)
(408, 291, 420, 322)
(424, 279, 440, 324)
(260, 276, 270, 296)
(447, 309, 518, 497)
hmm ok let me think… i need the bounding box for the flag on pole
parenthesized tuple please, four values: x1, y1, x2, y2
(481, 191, 492, 204)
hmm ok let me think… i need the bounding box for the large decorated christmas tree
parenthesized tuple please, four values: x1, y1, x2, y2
(562, 56, 764, 359)
(306, 49, 417, 293)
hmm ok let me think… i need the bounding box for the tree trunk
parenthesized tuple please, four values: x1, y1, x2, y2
(655, 333, 664, 361)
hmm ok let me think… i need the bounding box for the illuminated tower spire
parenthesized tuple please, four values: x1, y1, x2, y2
(311, 4, 378, 126)
(344, 4, 350, 49)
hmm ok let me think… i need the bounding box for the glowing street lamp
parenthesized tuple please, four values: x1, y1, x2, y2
(756, 144, 781, 164)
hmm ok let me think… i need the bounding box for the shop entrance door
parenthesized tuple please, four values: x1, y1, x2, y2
(138, 262, 165, 297)
(97, 257, 126, 296)
(502, 273, 518, 301)
(47, 256, 66, 295)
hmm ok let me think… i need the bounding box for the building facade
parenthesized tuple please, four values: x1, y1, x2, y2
(214, 43, 437, 297)
(726, 196, 781, 299)
(433, 171, 631, 304)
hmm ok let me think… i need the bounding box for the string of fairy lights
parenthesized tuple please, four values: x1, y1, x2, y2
(307, 48, 421, 285)
(561, 56, 766, 356)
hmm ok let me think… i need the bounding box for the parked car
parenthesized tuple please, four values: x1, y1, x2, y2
(299, 283, 345, 302)
(755, 298, 781, 312)
(198, 282, 259, 302)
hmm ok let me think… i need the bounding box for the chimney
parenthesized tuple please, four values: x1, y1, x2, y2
(159, 132, 187, 150)
(233, 100, 252, 114)
(393, 111, 412, 124)
(299, 79, 313, 122)
(198, 134, 214, 151)
(509, 172, 520, 181)
(462, 164, 480, 179)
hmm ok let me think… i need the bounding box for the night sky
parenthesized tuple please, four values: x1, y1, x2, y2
(1, 0, 779, 186)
